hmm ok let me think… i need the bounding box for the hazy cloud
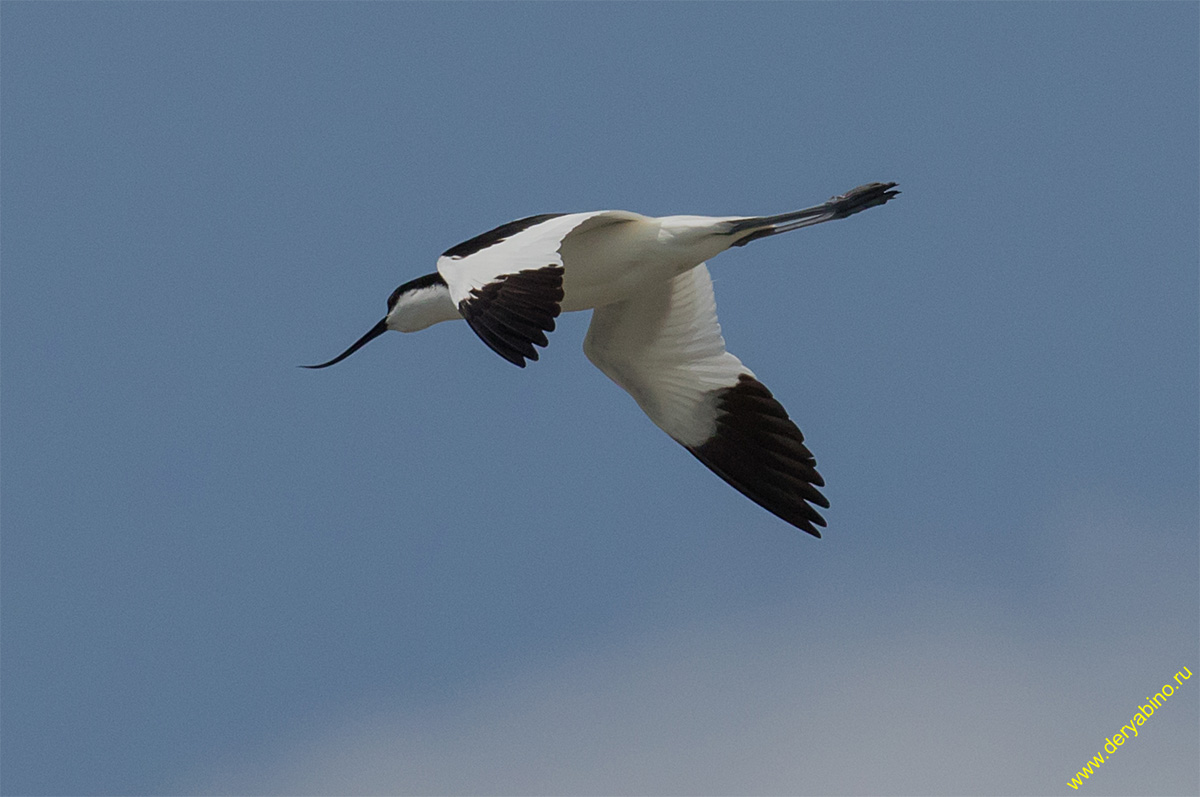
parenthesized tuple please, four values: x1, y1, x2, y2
(193, 497, 1198, 796)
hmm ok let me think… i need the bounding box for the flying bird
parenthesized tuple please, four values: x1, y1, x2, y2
(306, 182, 899, 536)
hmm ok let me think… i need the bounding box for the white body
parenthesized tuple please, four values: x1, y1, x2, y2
(434, 211, 739, 314)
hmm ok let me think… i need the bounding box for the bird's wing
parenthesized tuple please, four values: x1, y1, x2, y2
(437, 211, 637, 367)
(583, 264, 828, 535)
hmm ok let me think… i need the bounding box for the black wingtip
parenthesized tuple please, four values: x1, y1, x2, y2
(683, 375, 830, 537)
(458, 265, 563, 368)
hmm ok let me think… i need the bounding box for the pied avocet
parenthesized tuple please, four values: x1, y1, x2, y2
(306, 182, 899, 535)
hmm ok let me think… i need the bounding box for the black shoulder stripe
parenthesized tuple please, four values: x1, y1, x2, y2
(458, 265, 564, 367)
(441, 213, 568, 260)
(684, 374, 829, 536)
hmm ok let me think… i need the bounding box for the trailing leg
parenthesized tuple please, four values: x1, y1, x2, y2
(725, 182, 899, 247)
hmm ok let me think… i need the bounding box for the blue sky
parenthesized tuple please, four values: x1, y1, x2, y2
(2, 4, 1196, 795)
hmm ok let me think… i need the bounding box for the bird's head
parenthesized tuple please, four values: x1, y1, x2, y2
(302, 272, 455, 369)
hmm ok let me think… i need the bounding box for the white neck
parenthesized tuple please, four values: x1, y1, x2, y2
(385, 278, 460, 333)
